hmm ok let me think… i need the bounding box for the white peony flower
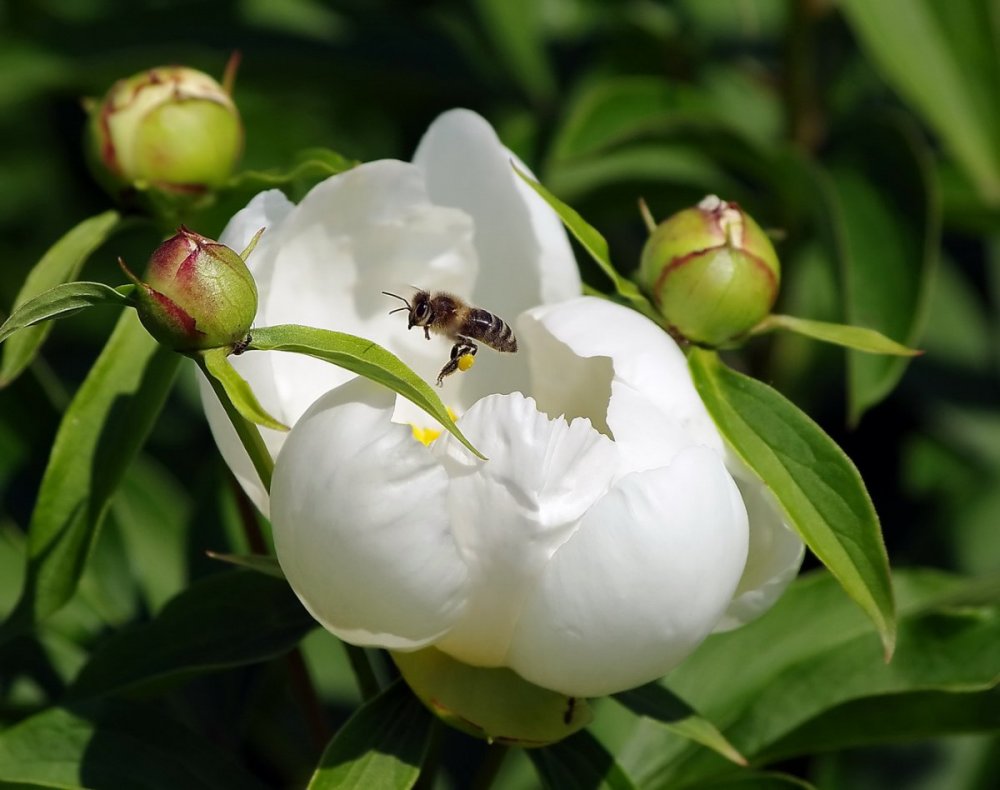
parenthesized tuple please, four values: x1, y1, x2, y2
(202, 109, 804, 698)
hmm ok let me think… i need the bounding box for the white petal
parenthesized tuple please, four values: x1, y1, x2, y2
(519, 297, 725, 474)
(506, 446, 749, 697)
(414, 109, 581, 402)
(198, 189, 297, 515)
(713, 463, 805, 631)
(430, 393, 619, 667)
(257, 161, 480, 423)
(270, 378, 469, 649)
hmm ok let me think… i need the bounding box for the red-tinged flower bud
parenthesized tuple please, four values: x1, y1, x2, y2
(122, 227, 258, 352)
(639, 195, 781, 346)
(85, 65, 242, 206)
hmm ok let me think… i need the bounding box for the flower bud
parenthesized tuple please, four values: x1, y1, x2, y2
(85, 65, 242, 205)
(639, 195, 780, 346)
(392, 648, 591, 747)
(122, 227, 258, 352)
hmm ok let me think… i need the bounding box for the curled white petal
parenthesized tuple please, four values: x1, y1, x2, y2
(714, 463, 805, 631)
(271, 378, 470, 649)
(519, 297, 725, 475)
(431, 394, 618, 667)
(507, 446, 749, 697)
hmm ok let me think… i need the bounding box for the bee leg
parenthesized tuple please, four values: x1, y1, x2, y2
(423, 327, 431, 340)
(436, 340, 478, 386)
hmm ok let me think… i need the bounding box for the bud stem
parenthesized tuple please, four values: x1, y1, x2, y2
(194, 353, 273, 492)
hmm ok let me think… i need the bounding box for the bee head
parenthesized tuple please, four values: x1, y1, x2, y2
(382, 289, 433, 330)
(409, 291, 433, 328)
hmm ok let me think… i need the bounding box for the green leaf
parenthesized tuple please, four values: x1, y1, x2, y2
(685, 773, 817, 790)
(0, 700, 268, 789)
(549, 77, 714, 164)
(0, 209, 122, 386)
(0, 311, 180, 643)
(529, 729, 637, 790)
(511, 165, 659, 320)
(613, 683, 746, 766)
(0, 281, 131, 348)
(840, 0, 1000, 205)
(688, 349, 895, 659)
(619, 569, 987, 787)
(473, 0, 555, 102)
(248, 324, 484, 460)
(752, 314, 922, 356)
(206, 551, 285, 579)
(819, 114, 939, 423)
(308, 679, 432, 790)
(200, 347, 289, 431)
(68, 570, 315, 699)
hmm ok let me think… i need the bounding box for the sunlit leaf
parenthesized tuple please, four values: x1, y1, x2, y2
(68, 570, 314, 699)
(688, 349, 895, 658)
(0, 281, 131, 348)
(0, 311, 179, 642)
(620, 570, 991, 787)
(0, 700, 268, 789)
(248, 324, 484, 459)
(307, 679, 432, 790)
(614, 683, 746, 766)
(0, 209, 122, 386)
(752, 314, 922, 356)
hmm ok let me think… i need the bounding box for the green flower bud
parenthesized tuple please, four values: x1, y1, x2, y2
(392, 648, 592, 747)
(639, 195, 780, 346)
(86, 65, 242, 205)
(121, 227, 259, 352)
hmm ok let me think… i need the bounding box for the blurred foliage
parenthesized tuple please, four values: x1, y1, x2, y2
(0, 0, 998, 788)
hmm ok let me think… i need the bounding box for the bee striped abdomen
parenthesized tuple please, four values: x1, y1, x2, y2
(464, 308, 517, 352)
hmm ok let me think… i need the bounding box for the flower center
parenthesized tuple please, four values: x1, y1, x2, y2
(410, 407, 460, 447)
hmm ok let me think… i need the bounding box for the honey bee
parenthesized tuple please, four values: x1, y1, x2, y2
(383, 289, 517, 385)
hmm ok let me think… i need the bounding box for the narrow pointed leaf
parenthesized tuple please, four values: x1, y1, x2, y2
(0, 311, 179, 642)
(614, 683, 746, 766)
(1, 209, 122, 385)
(206, 551, 285, 579)
(201, 347, 288, 431)
(248, 324, 484, 459)
(308, 679, 432, 790)
(752, 314, 922, 356)
(0, 282, 131, 346)
(69, 570, 314, 699)
(0, 700, 268, 790)
(529, 729, 637, 790)
(688, 349, 895, 659)
(511, 164, 660, 321)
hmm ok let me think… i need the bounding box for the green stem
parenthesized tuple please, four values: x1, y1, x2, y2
(345, 644, 382, 701)
(194, 354, 273, 492)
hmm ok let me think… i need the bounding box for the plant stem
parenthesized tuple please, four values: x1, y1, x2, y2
(345, 644, 382, 701)
(195, 353, 273, 492)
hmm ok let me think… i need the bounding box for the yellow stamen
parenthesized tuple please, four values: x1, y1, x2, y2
(410, 406, 459, 446)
